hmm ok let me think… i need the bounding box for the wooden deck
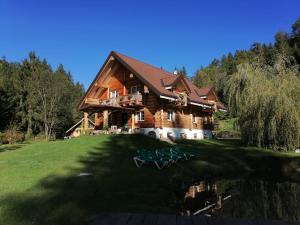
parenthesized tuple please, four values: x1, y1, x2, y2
(91, 213, 299, 225)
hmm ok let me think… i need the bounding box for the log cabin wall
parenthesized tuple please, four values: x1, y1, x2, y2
(134, 91, 158, 128)
(158, 105, 213, 130)
(161, 108, 191, 129)
(96, 66, 144, 100)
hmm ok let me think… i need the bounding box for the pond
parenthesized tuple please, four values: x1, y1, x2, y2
(181, 179, 300, 222)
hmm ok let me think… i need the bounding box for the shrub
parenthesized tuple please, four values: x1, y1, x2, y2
(0, 126, 25, 144)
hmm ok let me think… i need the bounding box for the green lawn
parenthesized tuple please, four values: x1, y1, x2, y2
(0, 134, 299, 225)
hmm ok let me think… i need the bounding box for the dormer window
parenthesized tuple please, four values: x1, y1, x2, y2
(129, 86, 141, 94)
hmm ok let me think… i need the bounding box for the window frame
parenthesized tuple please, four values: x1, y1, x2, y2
(110, 90, 119, 98)
(167, 111, 174, 121)
(129, 86, 140, 94)
(137, 111, 145, 122)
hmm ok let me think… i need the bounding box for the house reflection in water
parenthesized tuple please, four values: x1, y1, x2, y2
(182, 178, 300, 222)
(182, 180, 231, 216)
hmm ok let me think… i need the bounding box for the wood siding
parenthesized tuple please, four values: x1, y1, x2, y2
(86, 63, 214, 131)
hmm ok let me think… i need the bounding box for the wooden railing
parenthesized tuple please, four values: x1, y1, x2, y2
(175, 93, 188, 106)
(85, 93, 143, 108)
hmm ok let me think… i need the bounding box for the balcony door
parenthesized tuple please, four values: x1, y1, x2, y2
(110, 90, 119, 99)
(121, 112, 128, 128)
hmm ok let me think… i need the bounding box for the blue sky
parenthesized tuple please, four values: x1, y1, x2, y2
(1, 0, 299, 89)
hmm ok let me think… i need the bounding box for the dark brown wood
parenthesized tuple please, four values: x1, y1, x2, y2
(91, 213, 300, 225)
(156, 214, 177, 225)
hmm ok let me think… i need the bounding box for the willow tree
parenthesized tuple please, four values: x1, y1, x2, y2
(225, 61, 300, 150)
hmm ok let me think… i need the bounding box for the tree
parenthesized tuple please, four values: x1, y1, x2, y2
(178, 66, 187, 77)
(0, 52, 84, 140)
(225, 62, 300, 150)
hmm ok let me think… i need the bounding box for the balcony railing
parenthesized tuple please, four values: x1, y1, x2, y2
(85, 92, 143, 108)
(175, 93, 188, 106)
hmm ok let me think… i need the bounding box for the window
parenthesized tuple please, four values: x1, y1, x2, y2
(129, 85, 143, 94)
(192, 114, 196, 123)
(137, 111, 144, 121)
(110, 90, 119, 98)
(194, 133, 197, 139)
(129, 86, 139, 94)
(167, 111, 174, 121)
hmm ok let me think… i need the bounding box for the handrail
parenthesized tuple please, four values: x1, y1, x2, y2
(86, 92, 143, 107)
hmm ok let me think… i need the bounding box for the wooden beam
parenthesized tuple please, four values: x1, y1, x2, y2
(103, 110, 108, 128)
(131, 112, 135, 131)
(160, 109, 164, 128)
(83, 112, 89, 130)
(94, 83, 109, 88)
(94, 113, 98, 124)
(107, 87, 110, 99)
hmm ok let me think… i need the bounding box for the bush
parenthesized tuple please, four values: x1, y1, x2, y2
(214, 130, 241, 139)
(213, 111, 229, 121)
(0, 126, 25, 144)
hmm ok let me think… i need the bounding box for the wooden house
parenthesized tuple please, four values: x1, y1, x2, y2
(77, 51, 226, 140)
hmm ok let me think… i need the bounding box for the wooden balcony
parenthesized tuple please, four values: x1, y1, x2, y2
(85, 93, 143, 108)
(175, 93, 188, 106)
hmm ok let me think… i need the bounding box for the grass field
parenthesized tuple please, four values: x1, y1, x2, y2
(0, 134, 299, 225)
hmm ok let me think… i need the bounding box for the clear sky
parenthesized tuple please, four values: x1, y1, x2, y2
(1, 0, 299, 89)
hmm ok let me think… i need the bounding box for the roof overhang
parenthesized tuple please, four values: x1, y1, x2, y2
(190, 101, 212, 108)
(159, 95, 177, 101)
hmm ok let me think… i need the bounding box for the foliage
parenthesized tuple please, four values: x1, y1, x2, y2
(191, 18, 300, 150)
(0, 53, 84, 139)
(213, 111, 229, 121)
(0, 124, 25, 144)
(175, 66, 187, 77)
(225, 62, 300, 150)
(191, 18, 300, 104)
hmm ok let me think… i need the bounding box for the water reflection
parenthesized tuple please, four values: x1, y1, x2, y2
(182, 179, 300, 222)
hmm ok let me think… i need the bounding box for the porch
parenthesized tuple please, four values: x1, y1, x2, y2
(81, 94, 144, 134)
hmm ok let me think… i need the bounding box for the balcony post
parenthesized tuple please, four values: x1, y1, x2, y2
(94, 112, 98, 125)
(83, 112, 89, 130)
(131, 112, 135, 132)
(103, 110, 108, 128)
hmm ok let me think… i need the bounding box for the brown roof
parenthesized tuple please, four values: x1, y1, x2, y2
(113, 51, 214, 106)
(79, 51, 217, 110)
(113, 51, 179, 99)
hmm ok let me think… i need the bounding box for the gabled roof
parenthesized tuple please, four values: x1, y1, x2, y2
(79, 51, 219, 110)
(113, 51, 178, 99)
(113, 51, 214, 106)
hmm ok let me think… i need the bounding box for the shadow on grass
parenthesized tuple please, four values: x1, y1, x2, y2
(1, 135, 300, 225)
(0, 144, 25, 152)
